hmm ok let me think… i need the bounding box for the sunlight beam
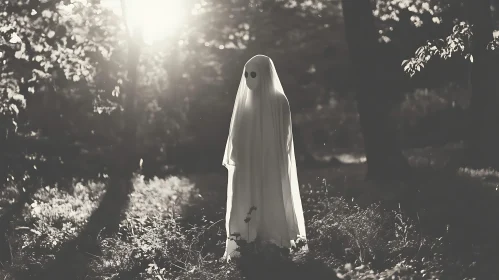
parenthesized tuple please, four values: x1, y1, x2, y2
(103, 0, 187, 45)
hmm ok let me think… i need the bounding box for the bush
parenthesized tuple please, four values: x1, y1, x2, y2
(307, 196, 458, 279)
(89, 176, 210, 279)
(0, 169, 480, 279)
(7, 181, 105, 273)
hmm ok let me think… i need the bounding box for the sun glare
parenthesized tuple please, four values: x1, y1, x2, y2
(102, 0, 187, 45)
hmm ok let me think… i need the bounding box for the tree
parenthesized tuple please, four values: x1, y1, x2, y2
(0, 0, 109, 264)
(401, 0, 499, 169)
(341, 0, 410, 181)
(465, 0, 499, 169)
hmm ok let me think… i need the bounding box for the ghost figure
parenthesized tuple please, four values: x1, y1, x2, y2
(222, 54, 307, 261)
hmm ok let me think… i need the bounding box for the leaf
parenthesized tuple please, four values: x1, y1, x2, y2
(112, 85, 120, 97)
(403, 63, 411, 72)
(415, 46, 424, 56)
(11, 120, 18, 132)
(9, 104, 19, 116)
(15, 50, 23, 59)
(469, 54, 473, 63)
(9, 33, 22, 44)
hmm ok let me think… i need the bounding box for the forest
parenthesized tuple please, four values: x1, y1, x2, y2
(1, 0, 499, 279)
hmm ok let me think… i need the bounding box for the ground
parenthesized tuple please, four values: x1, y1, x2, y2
(1, 142, 499, 279)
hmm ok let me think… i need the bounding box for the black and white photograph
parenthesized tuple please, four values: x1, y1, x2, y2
(1, 0, 499, 279)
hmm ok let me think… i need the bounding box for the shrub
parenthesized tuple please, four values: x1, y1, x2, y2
(87, 175, 236, 279)
(8, 181, 105, 273)
(0, 170, 477, 279)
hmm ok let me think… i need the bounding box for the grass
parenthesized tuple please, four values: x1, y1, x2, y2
(1, 144, 499, 279)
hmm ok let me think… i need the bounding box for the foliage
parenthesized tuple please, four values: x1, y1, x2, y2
(0, 0, 482, 185)
(398, 0, 499, 78)
(402, 21, 473, 76)
(0, 0, 195, 185)
(374, 0, 451, 41)
(0, 0, 123, 185)
(2, 0, 499, 279)
(8, 182, 104, 267)
(3, 154, 490, 279)
(226, 205, 308, 266)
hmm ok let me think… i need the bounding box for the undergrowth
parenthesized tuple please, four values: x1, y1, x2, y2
(0, 166, 493, 279)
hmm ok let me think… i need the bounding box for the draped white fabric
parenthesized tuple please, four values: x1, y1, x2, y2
(222, 55, 307, 260)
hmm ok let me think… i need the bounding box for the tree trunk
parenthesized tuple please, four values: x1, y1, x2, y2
(84, 26, 142, 236)
(341, 0, 410, 181)
(33, 21, 143, 280)
(466, 0, 499, 169)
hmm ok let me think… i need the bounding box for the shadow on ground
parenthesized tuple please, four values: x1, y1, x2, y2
(17, 176, 134, 280)
(180, 143, 499, 278)
(237, 255, 339, 280)
(337, 146, 499, 278)
(401, 168, 499, 279)
(15, 143, 499, 279)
